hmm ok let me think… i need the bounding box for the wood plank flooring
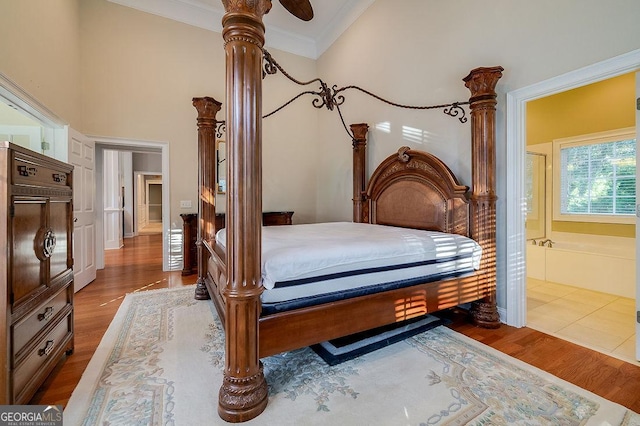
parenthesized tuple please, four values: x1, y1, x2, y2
(443, 309, 640, 413)
(31, 234, 640, 414)
(30, 234, 196, 406)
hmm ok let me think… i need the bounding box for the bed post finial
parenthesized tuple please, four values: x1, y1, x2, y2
(396, 146, 411, 163)
(351, 123, 369, 223)
(192, 96, 222, 301)
(464, 66, 503, 329)
(218, 1, 271, 422)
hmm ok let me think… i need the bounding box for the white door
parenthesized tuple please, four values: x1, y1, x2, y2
(69, 129, 97, 292)
(636, 70, 640, 361)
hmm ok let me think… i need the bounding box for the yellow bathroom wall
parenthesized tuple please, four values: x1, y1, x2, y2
(526, 72, 636, 238)
(527, 73, 635, 145)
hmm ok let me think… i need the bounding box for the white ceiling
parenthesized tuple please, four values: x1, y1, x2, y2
(107, 0, 375, 59)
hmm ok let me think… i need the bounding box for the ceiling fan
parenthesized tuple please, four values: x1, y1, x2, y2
(278, 0, 314, 21)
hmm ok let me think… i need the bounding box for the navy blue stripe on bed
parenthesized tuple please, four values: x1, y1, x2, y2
(271, 254, 470, 289)
(260, 267, 475, 316)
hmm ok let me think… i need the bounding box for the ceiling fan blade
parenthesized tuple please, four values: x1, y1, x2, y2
(279, 0, 314, 21)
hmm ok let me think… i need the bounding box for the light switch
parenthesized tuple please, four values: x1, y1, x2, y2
(180, 200, 192, 208)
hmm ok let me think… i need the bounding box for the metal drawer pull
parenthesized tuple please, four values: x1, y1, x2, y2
(52, 173, 66, 183)
(17, 165, 37, 177)
(38, 306, 55, 321)
(39, 340, 55, 357)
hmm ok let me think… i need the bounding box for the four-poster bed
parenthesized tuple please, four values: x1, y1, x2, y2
(193, 1, 503, 422)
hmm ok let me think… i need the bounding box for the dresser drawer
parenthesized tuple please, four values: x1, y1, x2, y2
(12, 313, 73, 403)
(12, 156, 72, 190)
(13, 286, 72, 357)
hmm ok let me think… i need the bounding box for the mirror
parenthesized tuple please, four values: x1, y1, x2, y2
(525, 151, 546, 240)
(216, 140, 226, 194)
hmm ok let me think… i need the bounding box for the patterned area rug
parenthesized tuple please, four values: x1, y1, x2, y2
(64, 286, 640, 425)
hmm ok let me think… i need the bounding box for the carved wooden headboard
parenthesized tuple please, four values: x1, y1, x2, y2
(360, 146, 470, 236)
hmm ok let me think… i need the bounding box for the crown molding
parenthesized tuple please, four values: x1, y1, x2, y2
(107, 0, 374, 59)
(0, 72, 66, 128)
(315, 0, 374, 58)
(108, 0, 224, 33)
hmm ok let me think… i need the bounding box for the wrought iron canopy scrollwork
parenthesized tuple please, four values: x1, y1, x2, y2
(217, 49, 470, 141)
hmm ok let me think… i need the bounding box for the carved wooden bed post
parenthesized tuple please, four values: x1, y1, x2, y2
(351, 123, 369, 222)
(464, 66, 503, 328)
(218, 0, 271, 422)
(192, 96, 221, 301)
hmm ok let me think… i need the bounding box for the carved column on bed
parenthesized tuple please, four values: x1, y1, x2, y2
(192, 96, 222, 301)
(351, 123, 369, 222)
(218, 0, 271, 422)
(464, 66, 503, 329)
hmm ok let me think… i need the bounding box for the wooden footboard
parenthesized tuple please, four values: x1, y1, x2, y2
(204, 238, 492, 358)
(257, 271, 491, 358)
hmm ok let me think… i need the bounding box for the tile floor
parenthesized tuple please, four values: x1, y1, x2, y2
(527, 278, 638, 365)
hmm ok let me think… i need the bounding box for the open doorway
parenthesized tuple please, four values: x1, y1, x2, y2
(93, 138, 171, 271)
(524, 74, 636, 363)
(137, 173, 163, 235)
(505, 49, 640, 362)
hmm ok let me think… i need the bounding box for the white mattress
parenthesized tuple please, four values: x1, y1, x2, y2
(215, 222, 482, 310)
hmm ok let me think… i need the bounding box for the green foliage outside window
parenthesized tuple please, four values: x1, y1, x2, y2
(560, 138, 636, 216)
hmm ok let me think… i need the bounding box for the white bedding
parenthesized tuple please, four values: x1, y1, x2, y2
(215, 222, 482, 292)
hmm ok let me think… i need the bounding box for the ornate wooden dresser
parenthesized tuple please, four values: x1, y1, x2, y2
(0, 142, 74, 404)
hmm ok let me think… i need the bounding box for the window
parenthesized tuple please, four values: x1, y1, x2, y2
(553, 128, 636, 224)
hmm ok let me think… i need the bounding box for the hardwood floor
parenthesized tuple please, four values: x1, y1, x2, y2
(443, 309, 640, 413)
(31, 234, 640, 414)
(30, 234, 196, 406)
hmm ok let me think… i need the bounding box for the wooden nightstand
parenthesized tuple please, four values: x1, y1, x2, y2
(261, 211, 294, 226)
(214, 211, 294, 229)
(182, 212, 294, 275)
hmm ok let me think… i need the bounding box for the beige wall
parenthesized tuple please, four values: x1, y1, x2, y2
(0, 0, 82, 128)
(78, 0, 319, 226)
(316, 0, 640, 307)
(2, 0, 640, 297)
(1, 0, 320, 227)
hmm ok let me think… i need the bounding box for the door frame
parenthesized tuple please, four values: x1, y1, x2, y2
(636, 71, 640, 361)
(145, 178, 163, 227)
(93, 137, 171, 271)
(134, 171, 162, 233)
(505, 48, 640, 327)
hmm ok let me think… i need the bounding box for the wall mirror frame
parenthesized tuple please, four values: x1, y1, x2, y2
(216, 140, 226, 194)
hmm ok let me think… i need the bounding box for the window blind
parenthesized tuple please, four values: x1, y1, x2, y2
(560, 138, 636, 216)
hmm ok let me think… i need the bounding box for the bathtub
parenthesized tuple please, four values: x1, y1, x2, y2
(526, 240, 636, 299)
